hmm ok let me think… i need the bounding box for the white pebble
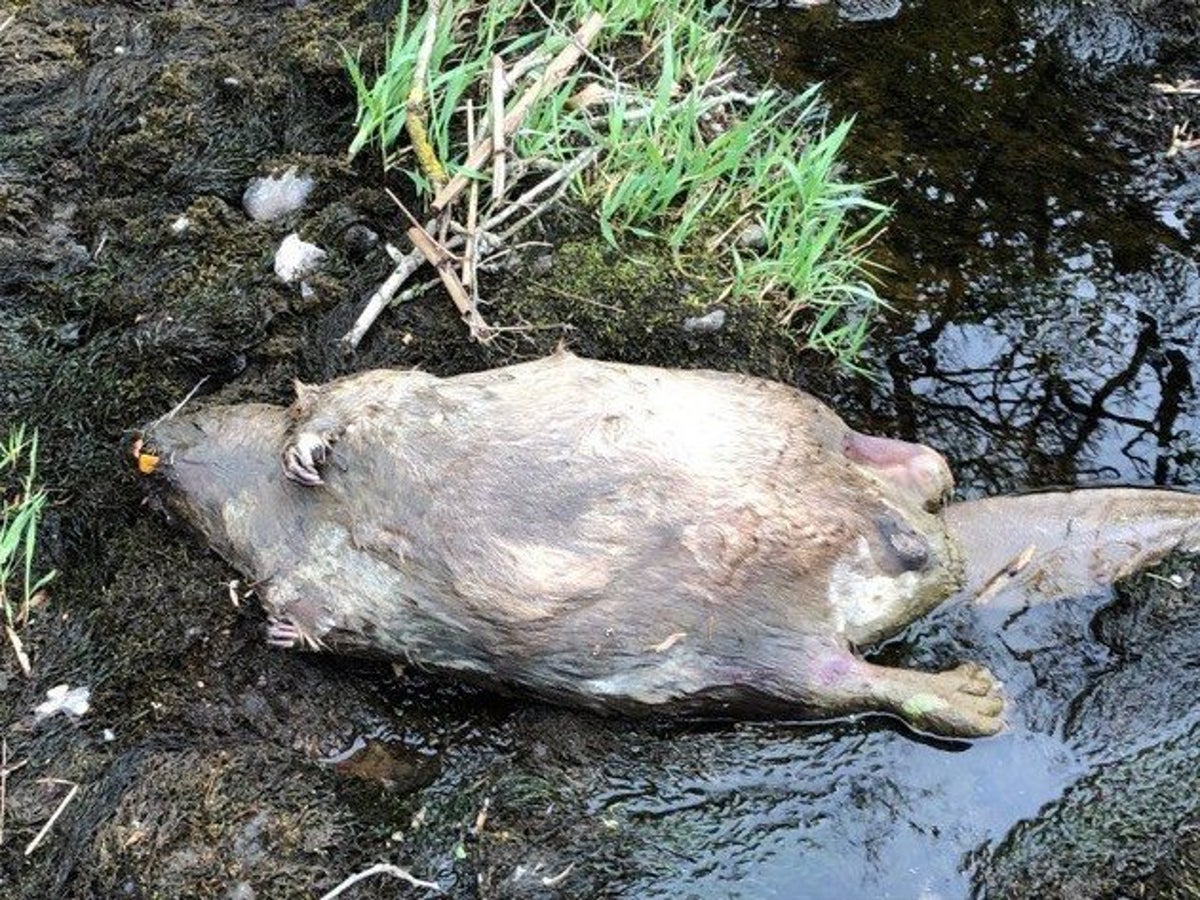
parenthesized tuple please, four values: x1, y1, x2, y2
(275, 233, 326, 283)
(242, 166, 315, 221)
(34, 684, 91, 721)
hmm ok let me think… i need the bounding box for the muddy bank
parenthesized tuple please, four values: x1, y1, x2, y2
(3, 0, 1200, 898)
(1, 2, 801, 897)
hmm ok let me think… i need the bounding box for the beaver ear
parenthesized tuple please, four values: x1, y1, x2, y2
(291, 379, 319, 417)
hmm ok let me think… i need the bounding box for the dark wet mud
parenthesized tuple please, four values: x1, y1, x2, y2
(2, 0, 1199, 897)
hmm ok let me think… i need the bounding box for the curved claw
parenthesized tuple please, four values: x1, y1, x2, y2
(282, 431, 330, 486)
(266, 617, 325, 651)
(267, 618, 304, 648)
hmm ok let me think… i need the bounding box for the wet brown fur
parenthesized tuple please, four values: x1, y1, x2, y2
(144, 353, 1009, 736)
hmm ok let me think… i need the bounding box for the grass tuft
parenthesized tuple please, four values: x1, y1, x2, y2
(2, 425, 56, 670)
(345, 0, 888, 365)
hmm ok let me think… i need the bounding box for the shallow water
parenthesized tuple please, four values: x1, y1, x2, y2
(751, 0, 1200, 495)
(574, 1, 1200, 896)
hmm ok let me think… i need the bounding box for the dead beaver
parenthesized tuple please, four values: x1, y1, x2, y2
(137, 351, 1200, 738)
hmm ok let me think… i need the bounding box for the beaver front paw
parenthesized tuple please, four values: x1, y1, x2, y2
(266, 616, 325, 650)
(282, 430, 335, 486)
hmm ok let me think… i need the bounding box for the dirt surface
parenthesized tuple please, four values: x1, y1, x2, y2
(0, 2, 805, 897)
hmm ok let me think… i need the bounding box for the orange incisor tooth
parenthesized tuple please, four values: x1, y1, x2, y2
(137, 453, 160, 475)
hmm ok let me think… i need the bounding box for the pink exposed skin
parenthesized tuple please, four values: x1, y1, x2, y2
(843, 431, 954, 512)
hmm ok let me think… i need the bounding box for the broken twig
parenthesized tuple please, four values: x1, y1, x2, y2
(390, 191, 492, 341)
(319, 863, 440, 898)
(490, 54, 508, 204)
(1153, 79, 1200, 95)
(483, 148, 599, 236)
(1, 739, 9, 846)
(342, 245, 433, 351)
(542, 862, 576, 888)
(5, 624, 30, 677)
(24, 780, 79, 857)
(463, 100, 482, 314)
(343, 150, 594, 350)
(431, 11, 604, 214)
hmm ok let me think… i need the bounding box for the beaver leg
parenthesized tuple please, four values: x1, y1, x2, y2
(280, 370, 432, 485)
(803, 650, 1005, 738)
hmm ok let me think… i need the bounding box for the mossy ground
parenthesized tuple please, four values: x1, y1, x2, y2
(0, 2, 804, 897)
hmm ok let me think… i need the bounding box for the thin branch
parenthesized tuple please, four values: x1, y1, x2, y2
(391, 191, 492, 341)
(319, 863, 440, 899)
(463, 100, 481, 312)
(482, 147, 600, 236)
(342, 152, 595, 350)
(566, 81, 611, 111)
(490, 54, 508, 204)
(594, 84, 764, 128)
(341, 246, 432, 350)
(1153, 79, 1200, 95)
(24, 780, 79, 857)
(431, 11, 605, 214)
(542, 862, 576, 888)
(1, 739, 7, 846)
(505, 47, 550, 88)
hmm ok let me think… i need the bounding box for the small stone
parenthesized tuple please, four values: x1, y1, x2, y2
(170, 215, 190, 235)
(735, 222, 767, 249)
(242, 166, 315, 222)
(274, 233, 327, 283)
(55, 321, 84, 347)
(683, 309, 727, 333)
(34, 684, 91, 721)
(343, 223, 380, 260)
(837, 0, 901, 21)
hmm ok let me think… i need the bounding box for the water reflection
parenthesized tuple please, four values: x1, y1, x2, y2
(745, 0, 1199, 497)
(561, 1, 1200, 897)
(877, 242, 1200, 495)
(391, 6, 1197, 898)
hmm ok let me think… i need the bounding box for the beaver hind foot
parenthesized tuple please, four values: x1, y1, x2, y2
(805, 654, 1005, 738)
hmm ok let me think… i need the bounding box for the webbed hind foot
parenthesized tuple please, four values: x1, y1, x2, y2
(892, 662, 1005, 738)
(803, 652, 1006, 739)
